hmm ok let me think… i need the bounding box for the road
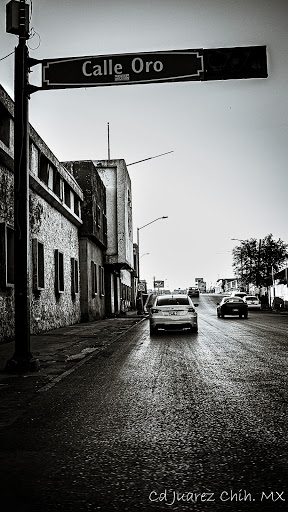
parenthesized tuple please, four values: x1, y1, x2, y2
(1, 294, 287, 512)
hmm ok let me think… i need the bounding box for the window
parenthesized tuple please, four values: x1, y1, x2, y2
(91, 261, 97, 297)
(157, 296, 189, 306)
(103, 212, 107, 237)
(53, 171, 61, 198)
(0, 223, 14, 288)
(32, 239, 44, 291)
(64, 182, 71, 207)
(99, 266, 105, 296)
(39, 154, 49, 185)
(0, 103, 11, 147)
(96, 205, 101, 228)
(71, 258, 79, 296)
(74, 196, 80, 217)
(55, 249, 64, 294)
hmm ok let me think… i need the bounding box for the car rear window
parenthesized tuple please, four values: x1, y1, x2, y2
(224, 298, 244, 303)
(245, 296, 257, 300)
(157, 297, 190, 306)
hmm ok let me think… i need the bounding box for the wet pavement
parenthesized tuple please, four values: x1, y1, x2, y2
(1, 295, 287, 511)
(0, 312, 146, 429)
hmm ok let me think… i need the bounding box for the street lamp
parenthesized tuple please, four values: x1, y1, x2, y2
(140, 252, 150, 259)
(137, 216, 168, 280)
(136, 216, 168, 313)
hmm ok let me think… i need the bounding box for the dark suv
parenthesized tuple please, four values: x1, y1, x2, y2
(187, 287, 199, 298)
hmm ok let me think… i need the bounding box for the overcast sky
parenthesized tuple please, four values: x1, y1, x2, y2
(1, 0, 288, 291)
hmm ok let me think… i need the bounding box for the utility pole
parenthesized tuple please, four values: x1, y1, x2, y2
(6, 0, 39, 372)
(256, 239, 262, 289)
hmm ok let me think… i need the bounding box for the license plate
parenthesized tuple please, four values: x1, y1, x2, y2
(169, 311, 178, 315)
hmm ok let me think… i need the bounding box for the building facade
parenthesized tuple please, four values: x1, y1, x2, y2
(63, 160, 108, 322)
(0, 85, 84, 341)
(0, 84, 136, 342)
(93, 160, 134, 316)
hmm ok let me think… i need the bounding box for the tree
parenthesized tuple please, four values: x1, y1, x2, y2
(232, 234, 288, 289)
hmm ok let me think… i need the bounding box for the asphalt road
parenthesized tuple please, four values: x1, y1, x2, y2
(1, 294, 287, 512)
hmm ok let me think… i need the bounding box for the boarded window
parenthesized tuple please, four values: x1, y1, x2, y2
(55, 249, 64, 294)
(71, 258, 79, 296)
(0, 223, 14, 288)
(100, 266, 105, 296)
(32, 239, 44, 291)
(91, 261, 97, 297)
(0, 103, 11, 147)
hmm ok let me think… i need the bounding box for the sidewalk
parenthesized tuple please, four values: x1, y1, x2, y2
(0, 312, 146, 429)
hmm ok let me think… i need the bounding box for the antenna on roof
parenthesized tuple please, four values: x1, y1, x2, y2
(107, 122, 110, 160)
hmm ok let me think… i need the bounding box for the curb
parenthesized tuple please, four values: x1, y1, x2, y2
(37, 316, 147, 393)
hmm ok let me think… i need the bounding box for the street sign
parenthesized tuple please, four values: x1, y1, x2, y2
(154, 280, 164, 288)
(138, 282, 146, 292)
(42, 50, 204, 89)
(203, 45, 267, 80)
(40, 46, 267, 90)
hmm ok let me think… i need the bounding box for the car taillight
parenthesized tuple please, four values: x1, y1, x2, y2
(188, 307, 195, 312)
(151, 308, 160, 313)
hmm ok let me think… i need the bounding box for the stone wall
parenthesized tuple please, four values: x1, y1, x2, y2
(29, 191, 81, 334)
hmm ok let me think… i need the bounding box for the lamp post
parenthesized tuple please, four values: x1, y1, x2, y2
(137, 216, 168, 313)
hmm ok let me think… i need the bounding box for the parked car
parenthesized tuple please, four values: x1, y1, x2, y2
(217, 296, 248, 318)
(149, 294, 198, 334)
(243, 295, 261, 309)
(143, 293, 157, 314)
(187, 286, 199, 298)
(230, 291, 247, 299)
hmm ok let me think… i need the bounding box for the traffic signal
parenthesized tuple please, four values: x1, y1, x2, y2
(6, 1, 29, 36)
(203, 45, 268, 81)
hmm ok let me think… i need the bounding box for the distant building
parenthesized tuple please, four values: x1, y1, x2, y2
(95, 160, 134, 315)
(195, 277, 207, 293)
(65, 159, 134, 318)
(215, 278, 238, 294)
(62, 160, 107, 322)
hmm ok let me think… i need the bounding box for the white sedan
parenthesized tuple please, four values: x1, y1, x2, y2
(149, 294, 198, 334)
(243, 295, 261, 309)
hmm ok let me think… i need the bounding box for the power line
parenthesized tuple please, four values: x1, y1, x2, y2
(127, 151, 174, 166)
(0, 50, 14, 62)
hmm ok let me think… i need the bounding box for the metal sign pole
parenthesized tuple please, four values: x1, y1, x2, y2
(6, 0, 39, 372)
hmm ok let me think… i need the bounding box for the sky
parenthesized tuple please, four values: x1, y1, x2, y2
(1, 0, 288, 291)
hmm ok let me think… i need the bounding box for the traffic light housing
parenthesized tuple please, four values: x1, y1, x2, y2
(203, 45, 268, 81)
(6, 1, 29, 36)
